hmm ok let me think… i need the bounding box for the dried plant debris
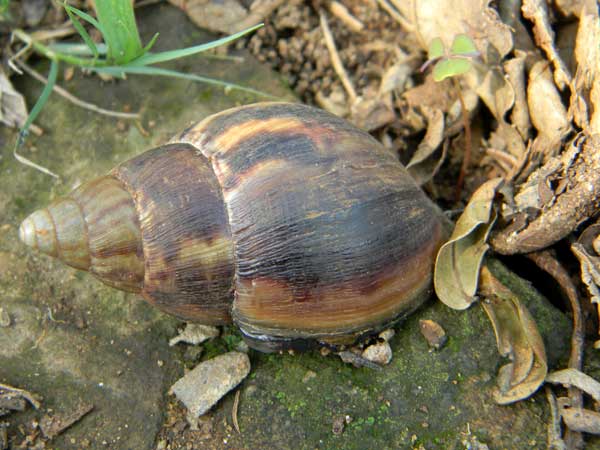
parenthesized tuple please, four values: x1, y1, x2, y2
(0, 383, 40, 413)
(434, 178, 502, 309)
(479, 266, 547, 405)
(419, 319, 447, 350)
(169, 323, 220, 346)
(491, 134, 600, 254)
(39, 403, 94, 439)
(571, 221, 600, 347)
(0, 69, 28, 129)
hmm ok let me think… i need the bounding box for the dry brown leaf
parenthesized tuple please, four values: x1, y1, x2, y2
(350, 94, 396, 131)
(555, 0, 587, 18)
(0, 69, 28, 129)
(570, 0, 600, 133)
(473, 65, 515, 122)
(522, 0, 572, 90)
(391, 0, 513, 61)
(572, 223, 600, 307)
(527, 61, 570, 149)
(434, 178, 502, 310)
(479, 266, 548, 405)
(546, 368, 600, 402)
(504, 52, 531, 140)
(407, 107, 445, 185)
(419, 319, 447, 350)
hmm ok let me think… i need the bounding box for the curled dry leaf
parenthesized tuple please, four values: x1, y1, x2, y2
(570, 0, 600, 133)
(504, 52, 531, 140)
(434, 178, 502, 310)
(527, 61, 570, 156)
(491, 134, 600, 254)
(419, 319, 447, 350)
(479, 265, 548, 405)
(546, 368, 600, 402)
(521, 0, 572, 90)
(407, 107, 445, 185)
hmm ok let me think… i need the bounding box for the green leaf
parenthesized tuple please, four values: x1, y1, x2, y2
(92, 65, 278, 99)
(63, 3, 104, 34)
(432, 58, 472, 82)
(21, 60, 58, 136)
(141, 32, 160, 56)
(433, 178, 502, 310)
(48, 42, 108, 56)
(450, 34, 477, 56)
(128, 23, 263, 66)
(64, 4, 99, 59)
(428, 37, 445, 60)
(94, 0, 143, 64)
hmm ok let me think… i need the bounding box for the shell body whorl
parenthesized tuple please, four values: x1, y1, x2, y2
(21, 102, 443, 350)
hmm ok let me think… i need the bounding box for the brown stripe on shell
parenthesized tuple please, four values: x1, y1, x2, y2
(232, 220, 442, 343)
(68, 176, 144, 293)
(47, 199, 91, 270)
(112, 143, 235, 324)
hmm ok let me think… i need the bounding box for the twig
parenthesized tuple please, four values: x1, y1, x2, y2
(232, 389, 241, 433)
(0, 383, 41, 409)
(320, 11, 357, 104)
(375, 0, 414, 32)
(15, 60, 141, 120)
(453, 77, 472, 202)
(545, 386, 567, 450)
(527, 250, 584, 449)
(329, 1, 364, 33)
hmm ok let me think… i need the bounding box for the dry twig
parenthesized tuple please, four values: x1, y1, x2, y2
(320, 11, 357, 104)
(232, 389, 241, 433)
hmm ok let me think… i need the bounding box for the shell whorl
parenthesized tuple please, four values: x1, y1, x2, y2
(20, 176, 145, 292)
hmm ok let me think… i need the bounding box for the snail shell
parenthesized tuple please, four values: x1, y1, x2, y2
(20, 103, 443, 352)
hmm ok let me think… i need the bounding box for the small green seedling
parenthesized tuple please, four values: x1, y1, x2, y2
(420, 34, 479, 82)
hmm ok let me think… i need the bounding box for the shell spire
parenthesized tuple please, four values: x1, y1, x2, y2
(19, 176, 145, 293)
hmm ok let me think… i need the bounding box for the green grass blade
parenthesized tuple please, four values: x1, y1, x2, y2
(64, 4, 99, 58)
(128, 24, 263, 66)
(92, 65, 278, 99)
(141, 32, 160, 55)
(94, 0, 143, 64)
(48, 42, 108, 56)
(63, 3, 104, 34)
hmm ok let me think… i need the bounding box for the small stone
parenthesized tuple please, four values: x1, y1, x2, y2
(419, 319, 447, 350)
(169, 323, 220, 346)
(302, 370, 317, 383)
(170, 352, 250, 420)
(0, 308, 11, 327)
(361, 341, 392, 365)
(378, 329, 395, 342)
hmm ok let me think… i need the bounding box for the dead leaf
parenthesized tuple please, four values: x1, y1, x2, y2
(434, 178, 502, 310)
(39, 403, 94, 439)
(474, 65, 515, 122)
(504, 52, 531, 140)
(527, 61, 570, 150)
(570, 0, 600, 133)
(407, 107, 445, 184)
(392, 0, 513, 61)
(522, 0, 572, 90)
(546, 368, 600, 402)
(0, 69, 28, 129)
(350, 92, 396, 131)
(479, 266, 548, 405)
(555, 0, 587, 18)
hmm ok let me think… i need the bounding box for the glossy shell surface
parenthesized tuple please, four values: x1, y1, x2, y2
(20, 103, 442, 349)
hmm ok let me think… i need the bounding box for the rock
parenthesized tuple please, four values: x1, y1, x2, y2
(169, 323, 220, 346)
(361, 341, 393, 365)
(170, 352, 250, 420)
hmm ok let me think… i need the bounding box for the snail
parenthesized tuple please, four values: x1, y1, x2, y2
(19, 102, 443, 353)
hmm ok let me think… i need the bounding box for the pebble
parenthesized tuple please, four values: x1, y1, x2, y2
(169, 323, 220, 346)
(170, 352, 251, 419)
(361, 341, 392, 365)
